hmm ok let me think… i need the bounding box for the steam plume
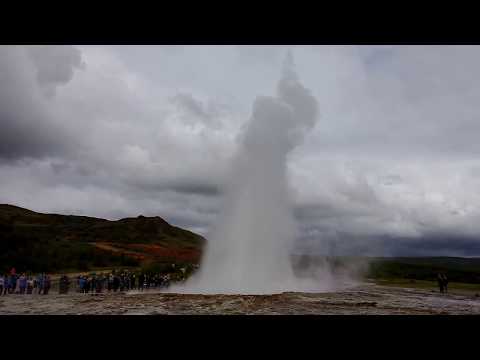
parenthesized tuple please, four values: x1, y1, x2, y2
(172, 52, 335, 294)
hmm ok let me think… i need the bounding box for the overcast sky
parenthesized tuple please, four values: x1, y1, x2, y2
(2, 45, 480, 256)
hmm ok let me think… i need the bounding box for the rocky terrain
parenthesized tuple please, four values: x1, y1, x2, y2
(1, 283, 480, 315)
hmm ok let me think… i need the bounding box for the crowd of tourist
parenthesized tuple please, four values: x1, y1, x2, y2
(0, 269, 52, 295)
(0, 268, 177, 295)
(75, 270, 172, 294)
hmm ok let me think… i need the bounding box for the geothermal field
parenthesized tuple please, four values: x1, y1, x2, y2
(1, 283, 480, 315)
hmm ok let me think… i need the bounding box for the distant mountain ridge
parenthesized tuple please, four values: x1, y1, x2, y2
(0, 204, 206, 273)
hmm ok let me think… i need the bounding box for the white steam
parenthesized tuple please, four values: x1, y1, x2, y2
(171, 52, 339, 294)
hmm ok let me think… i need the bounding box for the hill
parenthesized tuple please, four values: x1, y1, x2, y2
(367, 256, 480, 284)
(0, 204, 206, 273)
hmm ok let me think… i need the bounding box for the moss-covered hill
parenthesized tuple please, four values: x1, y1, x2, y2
(0, 204, 206, 273)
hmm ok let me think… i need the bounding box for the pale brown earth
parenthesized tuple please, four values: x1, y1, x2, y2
(1, 283, 479, 315)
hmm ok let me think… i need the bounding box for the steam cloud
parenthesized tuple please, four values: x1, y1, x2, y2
(172, 52, 338, 294)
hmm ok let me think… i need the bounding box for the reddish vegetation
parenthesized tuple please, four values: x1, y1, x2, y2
(93, 243, 147, 260)
(93, 242, 201, 263)
(127, 244, 201, 262)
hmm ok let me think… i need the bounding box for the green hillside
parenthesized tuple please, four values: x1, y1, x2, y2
(367, 256, 480, 284)
(0, 204, 206, 273)
(292, 254, 480, 284)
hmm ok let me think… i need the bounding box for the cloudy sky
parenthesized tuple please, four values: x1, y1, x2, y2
(2, 45, 480, 257)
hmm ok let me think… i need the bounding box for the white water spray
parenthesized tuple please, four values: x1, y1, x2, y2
(172, 52, 338, 294)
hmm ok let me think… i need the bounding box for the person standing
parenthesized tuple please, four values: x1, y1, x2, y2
(58, 275, 64, 294)
(14, 275, 21, 294)
(124, 272, 129, 291)
(95, 276, 102, 293)
(113, 274, 120, 292)
(9, 273, 18, 294)
(37, 273, 44, 295)
(130, 273, 136, 290)
(96, 274, 103, 293)
(26, 277, 34, 294)
(103, 273, 108, 292)
(91, 275, 97, 294)
(107, 274, 112, 292)
(0, 275, 4, 296)
(79, 276, 86, 294)
(18, 273, 27, 294)
(442, 274, 449, 294)
(138, 273, 144, 291)
(119, 274, 125, 292)
(86, 276, 92, 293)
(60, 275, 70, 294)
(43, 275, 51, 295)
(437, 273, 444, 294)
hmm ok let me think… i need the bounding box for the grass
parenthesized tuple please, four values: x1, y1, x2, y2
(374, 278, 480, 296)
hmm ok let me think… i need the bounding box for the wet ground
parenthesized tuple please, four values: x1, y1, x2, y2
(1, 283, 479, 315)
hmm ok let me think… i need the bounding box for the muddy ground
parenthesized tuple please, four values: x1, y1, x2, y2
(1, 283, 479, 315)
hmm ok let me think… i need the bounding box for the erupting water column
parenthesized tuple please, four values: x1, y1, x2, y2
(173, 52, 328, 294)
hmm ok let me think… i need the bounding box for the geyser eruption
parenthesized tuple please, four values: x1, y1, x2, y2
(173, 52, 335, 294)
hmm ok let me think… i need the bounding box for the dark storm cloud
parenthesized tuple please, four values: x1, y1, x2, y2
(294, 203, 350, 222)
(172, 93, 210, 119)
(27, 45, 85, 96)
(120, 173, 223, 198)
(385, 236, 480, 257)
(296, 231, 480, 257)
(0, 107, 66, 161)
(128, 180, 222, 199)
(368, 235, 480, 257)
(0, 46, 83, 161)
(166, 182, 222, 196)
(171, 92, 223, 129)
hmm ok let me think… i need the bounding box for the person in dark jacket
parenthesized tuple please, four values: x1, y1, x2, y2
(37, 274, 44, 295)
(107, 274, 113, 292)
(130, 273, 136, 290)
(9, 274, 18, 294)
(43, 275, 51, 295)
(437, 273, 444, 293)
(119, 274, 125, 292)
(442, 274, 449, 294)
(138, 273, 145, 291)
(95, 276, 102, 293)
(18, 274, 27, 294)
(59, 275, 70, 294)
(85, 276, 91, 293)
(124, 273, 129, 291)
(90, 275, 97, 294)
(113, 275, 120, 292)
(79, 276, 86, 293)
